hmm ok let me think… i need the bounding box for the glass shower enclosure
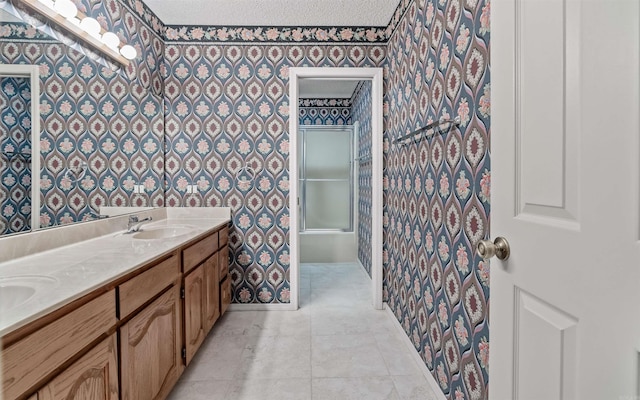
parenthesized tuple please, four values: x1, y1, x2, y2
(298, 126, 354, 233)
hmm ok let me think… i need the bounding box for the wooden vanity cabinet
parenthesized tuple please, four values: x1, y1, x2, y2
(182, 226, 229, 365)
(38, 334, 118, 400)
(1, 223, 230, 400)
(119, 254, 183, 400)
(1, 290, 116, 400)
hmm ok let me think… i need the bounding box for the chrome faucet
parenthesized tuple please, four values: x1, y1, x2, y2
(126, 215, 153, 233)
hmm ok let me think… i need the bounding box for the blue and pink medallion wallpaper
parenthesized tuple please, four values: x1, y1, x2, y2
(384, 0, 491, 397)
(0, 76, 33, 234)
(162, 43, 386, 305)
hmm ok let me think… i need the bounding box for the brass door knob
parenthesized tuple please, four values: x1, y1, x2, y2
(477, 237, 510, 261)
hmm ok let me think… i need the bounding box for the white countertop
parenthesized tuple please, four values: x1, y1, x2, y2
(0, 208, 230, 337)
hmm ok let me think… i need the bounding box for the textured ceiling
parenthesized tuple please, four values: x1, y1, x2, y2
(142, 0, 401, 26)
(299, 79, 361, 99)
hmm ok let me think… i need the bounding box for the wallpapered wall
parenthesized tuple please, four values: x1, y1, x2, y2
(0, 76, 32, 234)
(351, 81, 373, 276)
(299, 98, 352, 125)
(383, 0, 490, 398)
(0, 0, 165, 227)
(162, 43, 385, 304)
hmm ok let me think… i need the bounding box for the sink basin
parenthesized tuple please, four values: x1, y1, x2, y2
(0, 276, 57, 312)
(0, 285, 36, 309)
(132, 226, 195, 240)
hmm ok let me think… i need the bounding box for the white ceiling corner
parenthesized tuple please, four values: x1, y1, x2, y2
(142, 0, 401, 27)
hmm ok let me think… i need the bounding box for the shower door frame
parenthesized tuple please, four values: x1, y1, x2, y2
(289, 67, 384, 311)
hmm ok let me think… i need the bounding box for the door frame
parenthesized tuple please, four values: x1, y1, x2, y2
(0, 64, 41, 232)
(289, 67, 384, 310)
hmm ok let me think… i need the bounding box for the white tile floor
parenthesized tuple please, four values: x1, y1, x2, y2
(168, 262, 439, 400)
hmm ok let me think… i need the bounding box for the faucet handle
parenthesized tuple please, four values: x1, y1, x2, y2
(128, 215, 139, 223)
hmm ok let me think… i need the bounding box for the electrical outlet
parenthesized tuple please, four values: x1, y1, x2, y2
(133, 184, 139, 194)
(186, 184, 198, 194)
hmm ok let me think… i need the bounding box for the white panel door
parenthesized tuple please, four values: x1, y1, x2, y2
(491, 0, 640, 399)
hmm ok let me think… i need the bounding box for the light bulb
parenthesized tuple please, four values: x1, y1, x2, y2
(101, 32, 120, 50)
(120, 44, 137, 60)
(53, 0, 77, 19)
(80, 17, 101, 38)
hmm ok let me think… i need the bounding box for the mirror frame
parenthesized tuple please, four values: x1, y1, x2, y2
(0, 64, 40, 232)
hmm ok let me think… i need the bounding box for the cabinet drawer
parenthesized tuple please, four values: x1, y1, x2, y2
(183, 233, 218, 274)
(2, 290, 116, 400)
(119, 254, 180, 318)
(220, 277, 231, 316)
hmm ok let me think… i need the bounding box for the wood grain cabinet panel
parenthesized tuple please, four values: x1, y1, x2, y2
(218, 245, 229, 282)
(182, 233, 218, 274)
(219, 227, 228, 246)
(203, 253, 220, 333)
(184, 266, 205, 366)
(38, 335, 118, 400)
(1, 290, 116, 400)
(119, 254, 180, 318)
(120, 285, 183, 400)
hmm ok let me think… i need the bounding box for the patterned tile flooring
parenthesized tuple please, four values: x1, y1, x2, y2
(168, 263, 438, 400)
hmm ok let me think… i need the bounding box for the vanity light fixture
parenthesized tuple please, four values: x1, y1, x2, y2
(51, 0, 75, 19)
(79, 16, 101, 39)
(19, 0, 136, 66)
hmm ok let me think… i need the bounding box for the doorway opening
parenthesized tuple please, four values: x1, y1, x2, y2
(289, 67, 383, 310)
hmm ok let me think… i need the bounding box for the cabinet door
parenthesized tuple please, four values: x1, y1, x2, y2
(38, 335, 118, 400)
(120, 285, 183, 400)
(218, 245, 229, 282)
(220, 277, 231, 316)
(204, 253, 220, 334)
(184, 266, 206, 365)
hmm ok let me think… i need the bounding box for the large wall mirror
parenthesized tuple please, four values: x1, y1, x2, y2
(0, 64, 40, 235)
(0, 1, 165, 237)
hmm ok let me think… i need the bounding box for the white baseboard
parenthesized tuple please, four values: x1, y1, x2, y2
(384, 304, 447, 400)
(227, 303, 298, 311)
(357, 259, 369, 277)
